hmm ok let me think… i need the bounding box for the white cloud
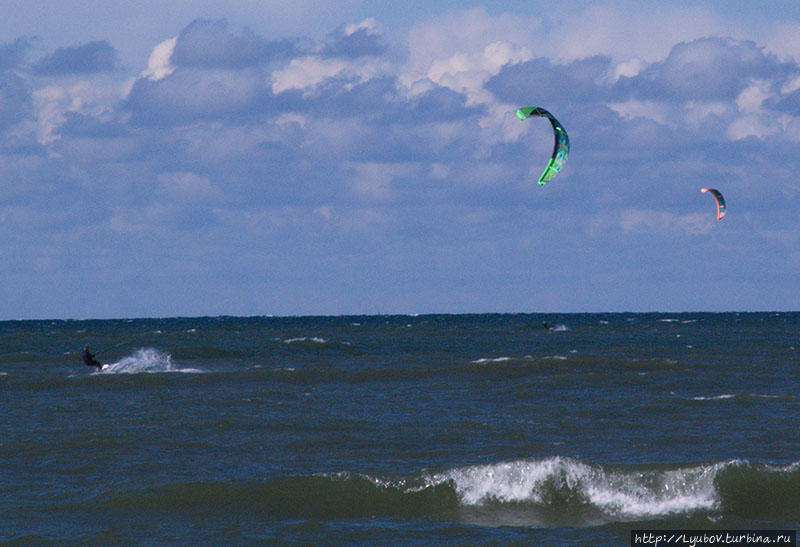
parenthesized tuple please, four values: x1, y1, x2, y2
(32, 78, 119, 144)
(726, 113, 775, 140)
(271, 55, 388, 94)
(346, 161, 419, 201)
(271, 56, 350, 93)
(401, 9, 540, 146)
(761, 21, 800, 62)
(550, 2, 726, 63)
(781, 74, 800, 95)
(142, 37, 177, 81)
(423, 41, 531, 106)
(405, 8, 539, 71)
(345, 17, 380, 36)
(608, 100, 669, 124)
(612, 58, 647, 81)
(736, 80, 772, 113)
(620, 209, 712, 236)
(157, 171, 221, 201)
(682, 101, 730, 128)
(403, 7, 539, 105)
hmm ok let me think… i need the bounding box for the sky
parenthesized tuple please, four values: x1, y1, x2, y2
(2, 1, 800, 319)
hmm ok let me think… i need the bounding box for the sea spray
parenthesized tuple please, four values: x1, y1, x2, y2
(99, 348, 202, 374)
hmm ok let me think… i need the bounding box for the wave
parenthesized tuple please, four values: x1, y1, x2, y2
(97, 348, 203, 374)
(283, 336, 329, 345)
(685, 393, 795, 402)
(262, 354, 686, 385)
(471, 357, 513, 364)
(79, 457, 799, 528)
(437, 457, 723, 527)
(280, 336, 355, 352)
(691, 394, 736, 401)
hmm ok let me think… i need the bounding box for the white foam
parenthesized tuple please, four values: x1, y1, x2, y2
(283, 336, 327, 344)
(98, 348, 202, 374)
(471, 357, 512, 364)
(692, 394, 735, 401)
(433, 457, 724, 520)
(583, 464, 720, 517)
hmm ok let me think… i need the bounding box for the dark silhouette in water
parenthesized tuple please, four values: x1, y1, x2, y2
(82, 346, 101, 369)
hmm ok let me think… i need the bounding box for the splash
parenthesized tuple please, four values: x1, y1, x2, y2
(98, 348, 202, 374)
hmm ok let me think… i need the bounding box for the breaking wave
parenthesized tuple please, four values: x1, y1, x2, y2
(437, 457, 722, 526)
(80, 457, 799, 528)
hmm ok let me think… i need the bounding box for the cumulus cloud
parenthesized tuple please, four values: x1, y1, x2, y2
(615, 38, 790, 102)
(141, 37, 177, 81)
(487, 55, 614, 105)
(32, 78, 124, 143)
(404, 7, 540, 79)
(171, 19, 296, 69)
(271, 56, 362, 93)
(33, 40, 118, 75)
(548, 2, 727, 63)
(321, 18, 386, 58)
(125, 65, 267, 125)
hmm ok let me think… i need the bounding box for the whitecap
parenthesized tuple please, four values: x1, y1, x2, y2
(283, 336, 327, 344)
(691, 394, 735, 401)
(432, 457, 725, 521)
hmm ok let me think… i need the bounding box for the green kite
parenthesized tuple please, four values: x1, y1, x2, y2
(517, 106, 570, 185)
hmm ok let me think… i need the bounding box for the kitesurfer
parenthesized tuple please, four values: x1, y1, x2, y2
(82, 346, 101, 369)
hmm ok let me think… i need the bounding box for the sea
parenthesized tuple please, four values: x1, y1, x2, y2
(1, 313, 798, 545)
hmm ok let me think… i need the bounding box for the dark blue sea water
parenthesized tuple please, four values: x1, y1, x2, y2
(1, 313, 798, 544)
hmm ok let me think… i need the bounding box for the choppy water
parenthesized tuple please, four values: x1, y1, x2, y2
(1, 313, 798, 544)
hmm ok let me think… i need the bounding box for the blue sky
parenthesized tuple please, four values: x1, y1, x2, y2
(2, 1, 800, 319)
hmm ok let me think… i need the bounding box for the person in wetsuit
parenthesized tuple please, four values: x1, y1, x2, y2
(82, 346, 101, 369)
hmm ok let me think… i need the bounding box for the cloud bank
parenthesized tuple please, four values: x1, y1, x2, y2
(1, 4, 799, 318)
